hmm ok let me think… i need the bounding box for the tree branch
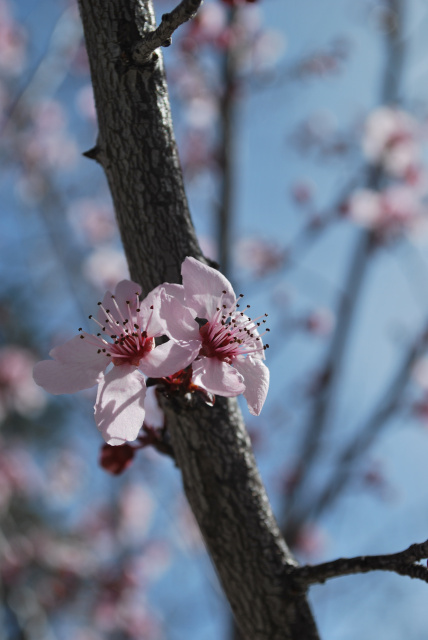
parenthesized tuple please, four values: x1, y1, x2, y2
(77, 0, 319, 637)
(133, 0, 203, 63)
(295, 539, 428, 586)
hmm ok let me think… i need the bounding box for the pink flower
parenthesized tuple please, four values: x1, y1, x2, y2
(33, 281, 195, 445)
(0, 346, 46, 419)
(161, 257, 270, 415)
(362, 107, 420, 178)
(347, 185, 426, 238)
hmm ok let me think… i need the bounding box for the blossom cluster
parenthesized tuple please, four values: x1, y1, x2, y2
(347, 106, 428, 241)
(34, 258, 270, 446)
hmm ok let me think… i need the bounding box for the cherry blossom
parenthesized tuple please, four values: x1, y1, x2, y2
(362, 106, 420, 178)
(161, 257, 270, 415)
(236, 237, 285, 277)
(347, 184, 427, 239)
(83, 246, 129, 291)
(0, 346, 46, 420)
(33, 280, 195, 445)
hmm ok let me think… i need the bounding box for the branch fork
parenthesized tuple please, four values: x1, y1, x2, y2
(132, 0, 204, 63)
(293, 539, 428, 589)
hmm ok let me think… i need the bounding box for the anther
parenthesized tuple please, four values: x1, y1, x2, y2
(97, 349, 101, 353)
(88, 315, 92, 319)
(97, 302, 102, 306)
(111, 295, 115, 299)
(136, 308, 140, 312)
(78, 327, 82, 331)
(150, 305, 154, 310)
(80, 335, 84, 339)
(222, 290, 226, 294)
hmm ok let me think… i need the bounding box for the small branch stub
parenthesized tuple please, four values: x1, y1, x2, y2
(294, 539, 428, 588)
(133, 0, 203, 63)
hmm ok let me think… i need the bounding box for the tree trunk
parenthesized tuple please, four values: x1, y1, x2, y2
(77, 1, 320, 637)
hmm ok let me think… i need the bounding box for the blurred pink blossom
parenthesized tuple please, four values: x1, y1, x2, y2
(192, 2, 227, 42)
(68, 198, 117, 246)
(45, 449, 87, 500)
(294, 524, 327, 559)
(181, 130, 216, 177)
(362, 106, 420, 178)
(0, 346, 46, 420)
(347, 184, 427, 239)
(0, 0, 27, 76)
(118, 484, 154, 543)
(76, 83, 97, 121)
(128, 541, 172, 582)
(233, 6, 286, 73)
(82, 246, 130, 290)
(302, 308, 335, 336)
(21, 100, 78, 172)
(290, 180, 315, 205)
(236, 237, 285, 277)
(411, 356, 428, 391)
(184, 94, 219, 130)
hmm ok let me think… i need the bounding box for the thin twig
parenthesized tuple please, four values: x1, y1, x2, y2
(295, 539, 428, 586)
(133, 0, 203, 63)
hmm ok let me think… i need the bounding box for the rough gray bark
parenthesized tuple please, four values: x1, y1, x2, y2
(80, 0, 202, 292)
(77, 0, 319, 637)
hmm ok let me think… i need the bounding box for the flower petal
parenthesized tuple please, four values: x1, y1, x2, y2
(140, 340, 200, 378)
(233, 355, 269, 415)
(182, 257, 236, 320)
(159, 292, 200, 342)
(162, 283, 186, 304)
(192, 357, 245, 397)
(33, 333, 106, 394)
(97, 279, 142, 325)
(137, 286, 167, 337)
(95, 364, 146, 445)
